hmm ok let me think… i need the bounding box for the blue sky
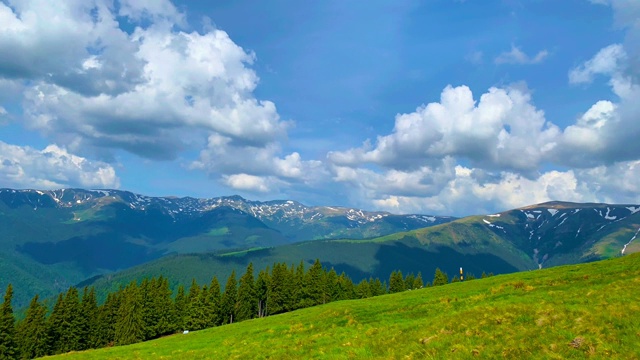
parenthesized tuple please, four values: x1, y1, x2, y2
(1, 0, 639, 216)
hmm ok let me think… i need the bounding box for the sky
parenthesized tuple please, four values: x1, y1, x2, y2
(0, 0, 639, 216)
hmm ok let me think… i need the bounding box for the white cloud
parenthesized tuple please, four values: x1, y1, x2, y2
(0, 0, 289, 162)
(354, 163, 640, 216)
(192, 133, 327, 193)
(562, 1, 640, 167)
(0, 141, 120, 189)
(329, 84, 560, 174)
(568, 44, 627, 84)
(222, 174, 274, 193)
(495, 45, 549, 65)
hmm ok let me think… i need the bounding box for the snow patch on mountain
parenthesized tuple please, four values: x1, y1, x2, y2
(622, 228, 640, 255)
(627, 206, 640, 215)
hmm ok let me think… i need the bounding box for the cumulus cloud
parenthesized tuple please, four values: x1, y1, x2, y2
(495, 45, 549, 65)
(191, 133, 326, 193)
(222, 174, 278, 193)
(329, 84, 560, 174)
(1, 0, 289, 162)
(0, 141, 120, 189)
(350, 161, 640, 216)
(365, 168, 592, 215)
(561, 1, 640, 167)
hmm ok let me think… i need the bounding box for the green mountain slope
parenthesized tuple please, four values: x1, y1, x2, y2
(83, 201, 640, 300)
(49, 252, 640, 359)
(0, 188, 453, 307)
(82, 230, 533, 298)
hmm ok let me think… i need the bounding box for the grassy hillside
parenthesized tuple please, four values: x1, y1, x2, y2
(49, 252, 640, 359)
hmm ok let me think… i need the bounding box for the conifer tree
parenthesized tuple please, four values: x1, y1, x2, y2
(16, 294, 48, 359)
(80, 287, 99, 350)
(173, 285, 187, 331)
(95, 291, 120, 347)
(189, 285, 208, 331)
(369, 277, 386, 296)
(220, 271, 237, 324)
(0, 284, 17, 360)
(236, 263, 256, 322)
(255, 269, 270, 318)
(185, 279, 202, 330)
(324, 268, 339, 302)
(267, 263, 291, 315)
(433, 268, 449, 286)
(389, 270, 405, 293)
(404, 273, 416, 290)
(302, 259, 326, 307)
(59, 287, 83, 353)
(413, 272, 424, 289)
(45, 293, 65, 354)
(355, 279, 372, 299)
(335, 272, 355, 300)
(153, 276, 176, 337)
(139, 278, 156, 340)
(292, 261, 305, 309)
(207, 277, 221, 326)
(114, 281, 145, 346)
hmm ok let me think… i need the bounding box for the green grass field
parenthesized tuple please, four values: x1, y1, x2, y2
(49, 253, 640, 359)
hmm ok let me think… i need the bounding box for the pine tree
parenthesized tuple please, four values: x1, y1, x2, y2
(433, 268, 449, 286)
(220, 271, 237, 324)
(154, 276, 176, 337)
(389, 270, 406, 293)
(139, 278, 156, 340)
(114, 281, 145, 346)
(185, 279, 202, 330)
(206, 277, 221, 326)
(16, 294, 48, 359)
(255, 269, 270, 318)
(59, 287, 83, 352)
(80, 287, 99, 350)
(0, 284, 17, 360)
(355, 279, 372, 299)
(335, 272, 355, 300)
(189, 285, 208, 331)
(292, 261, 305, 309)
(302, 259, 326, 307)
(413, 272, 424, 289)
(45, 293, 65, 354)
(404, 273, 416, 290)
(95, 290, 120, 347)
(267, 263, 291, 315)
(236, 263, 256, 322)
(369, 277, 386, 296)
(173, 285, 187, 331)
(324, 268, 339, 302)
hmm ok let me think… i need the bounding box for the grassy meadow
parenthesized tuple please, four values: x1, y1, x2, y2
(47, 253, 640, 359)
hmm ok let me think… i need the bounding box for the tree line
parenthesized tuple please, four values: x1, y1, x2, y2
(0, 261, 487, 359)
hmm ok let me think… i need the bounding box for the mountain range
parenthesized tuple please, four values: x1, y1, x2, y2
(0, 188, 453, 305)
(1, 188, 639, 307)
